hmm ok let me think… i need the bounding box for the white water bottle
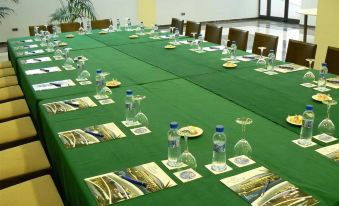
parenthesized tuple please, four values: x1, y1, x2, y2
(231, 41, 237, 60)
(212, 125, 227, 171)
(317, 63, 328, 92)
(95, 69, 104, 96)
(167, 122, 181, 167)
(267, 49, 275, 72)
(125, 89, 135, 124)
(298, 105, 315, 146)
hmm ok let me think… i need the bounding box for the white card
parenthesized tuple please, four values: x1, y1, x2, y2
(204, 164, 233, 175)
(228, 155, 256, 168)
(254, 68, 266, 72)
(94, 94, 109, 100)
(79, 81, 92, 85)
(32, 79, 76, 91)
(292, 139, 317, 148)
(25, 66, 61, 75)
(130, 126, 151, 136)
(300, 83, 317, 88)
(99, 99, 115, 105)
(313, 133, 337, 143)
(121, 120, 141, 127)
(18, 39, 33, 43)
(161, 160, 188, 170)
(45, 48, 55, 52)
(236, 57, 252, 62)
(54, 56, 64, 60)
(221, 57, 231, 61)
(173, 168, 202, 183)
(24, 49, 44, 55)
(263, 71, 279, 75)
(313, 87, 331, 92)
(62, 65, 76, 71)
(23, 57, 51, 64)
(23, 44, 38, 49)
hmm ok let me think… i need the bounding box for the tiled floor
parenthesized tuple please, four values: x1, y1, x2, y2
(0, 19, 315, 61)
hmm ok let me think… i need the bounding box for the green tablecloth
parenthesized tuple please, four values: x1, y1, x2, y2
(16, 46, 177, 124)
(38, 79, 339, 206)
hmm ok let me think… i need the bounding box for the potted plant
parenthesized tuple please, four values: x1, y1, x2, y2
(0, 0, 18, 23)
(50, 0, 96, 23)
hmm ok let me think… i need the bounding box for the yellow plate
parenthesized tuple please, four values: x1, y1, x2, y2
(178, 126, 203, 138)
(312, 93, 332, 102)
(286, 115, 303, 126)
(129, 35, 139, 39)
(223, 62, 237, 68)
(99, 31, 108, 35)
(58, 42, 68, 47)
(164, 45, 176, 49)
(106, 81, 121, 88)
(65, 34, 75, 38)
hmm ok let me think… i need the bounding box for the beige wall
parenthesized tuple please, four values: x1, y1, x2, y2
(137, 0, 156, 27)
(315, 0, 339, 68)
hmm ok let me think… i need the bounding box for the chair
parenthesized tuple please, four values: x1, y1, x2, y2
(0, 67, 15, 78)
(0, 117, 36, 150)
(252, 32, 279, 56)
(0, 85, 23, 103)
(171, 18, 184, 34)
(285, 39, 317, 67)
(227, 28, 249, 51)
(0, 76, 18, 88)
(0, 60, 12, 69)
(0, 141, 50, 189)
(325, 46, 339, 75)
(204, 23, 223, 44)
(28, 25, 53, 36)
(185, 20, 201, 38)
(91, 19, 110, 29)
(0, 175, 64, 206)
(0, 99, 30, 122)
(60, 22, 81, 32)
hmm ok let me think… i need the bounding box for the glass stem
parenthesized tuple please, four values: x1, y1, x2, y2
(184, 136, 189, 152)
(327, 104, 331, 119)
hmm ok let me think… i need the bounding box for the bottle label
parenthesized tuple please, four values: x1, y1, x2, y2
(303, 119, 313, 128)
(96, 80, 103, 87)
(168, 140, 179, 148)
(126, 103, 133, 111)
(213, 142, 226, 153)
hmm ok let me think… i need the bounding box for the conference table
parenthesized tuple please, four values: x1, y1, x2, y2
(7, 28, 339, 206)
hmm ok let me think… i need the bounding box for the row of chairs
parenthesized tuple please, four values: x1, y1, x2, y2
(0, 61, 63, 205)
(29, 19, 111, 35)
(171, 18, 339, 74)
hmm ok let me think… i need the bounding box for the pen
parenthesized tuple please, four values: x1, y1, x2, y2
(49, 82, 62, 87)
(119, 175, 147, 188)
(40, 68, 50, 73)
(260, 180, 270, 197)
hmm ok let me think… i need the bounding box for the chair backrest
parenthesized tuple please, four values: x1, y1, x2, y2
(28, 25, 53, 36)
(325, 46, 339, 75)
(171, 18, 184, 34)
(185, 20, 201, 38)
(204, 23, 223, 44)
(60, 22, 81, 32)
(285, 39, 317, 67)
(227, 28, 249, 51)
(252, 32, 279, 56)
(91, 19, 110, 30)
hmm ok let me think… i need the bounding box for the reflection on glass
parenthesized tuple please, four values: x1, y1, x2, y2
(318, 99, 337, 136)
(234, 117, 253, 164)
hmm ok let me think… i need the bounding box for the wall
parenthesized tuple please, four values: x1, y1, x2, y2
(156, 0, 259, 25)
(299, 0, 317, 26)
(314, 0, 339, 68)
(137, 0, 156, 27)
(0, 0, 137, 42)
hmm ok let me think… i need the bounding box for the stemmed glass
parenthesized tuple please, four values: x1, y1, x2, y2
(318, 99, 337, 136)
(178, 130, 197, 170)
(221, 39, 230, 60)
(173, 28, 180, 45)
(108, 19, 114, 32)
(76, 60, 90, 81)
(256, 47, 267, 69)
(303, 58, 316, 83)
(133, 95, 149, 126)
(234, 117, 253, 164)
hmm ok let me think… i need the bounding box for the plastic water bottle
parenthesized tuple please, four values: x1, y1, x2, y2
(298, 105, 315, 146)
(317, 63, 328, 91)
(125, 89, 135, 124)
(127, 18, 132, 31)
(140, 21, 145, 34)
(230, 41, 237, 60)
(212, 125, 227, 171)
(95, 69, 104, 96)
(153, 24, 159, 37)
(197, 34, 204, 51)
(116, 19, 121, 30)
(167, 122, 181, 167)
(267, 49, 275, 72)
(86, 20, 92, 34)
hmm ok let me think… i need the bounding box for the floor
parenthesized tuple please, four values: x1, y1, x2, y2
(0, 19, 315, 61)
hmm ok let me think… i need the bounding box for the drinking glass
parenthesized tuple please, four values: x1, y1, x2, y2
(76, 60, 90, 81)
(221, 39, 230, 60)
(178, 130, 197, 170)
(133, 95, 149, 126)
(302, 58, 316, 83)
(256, 47, 267, 69)
(234, 117, 253, 164)
(108, 19, 114, 32)
(318, 99, 337, 136)
(173, 28, 180, 45)
(54, 49, 63, 58)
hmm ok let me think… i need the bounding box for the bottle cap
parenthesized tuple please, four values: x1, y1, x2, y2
(170, 121, 178, 129)
(126, 89, 133, 95)
(270, 49, 274, 52)
(306, 105, 313, 111)
(216, 125, 224, 132)
(322, 63, 328, 67)
(96, 69, 102, 74)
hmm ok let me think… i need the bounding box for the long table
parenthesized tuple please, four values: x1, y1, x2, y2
(8, 29, 339, 206)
